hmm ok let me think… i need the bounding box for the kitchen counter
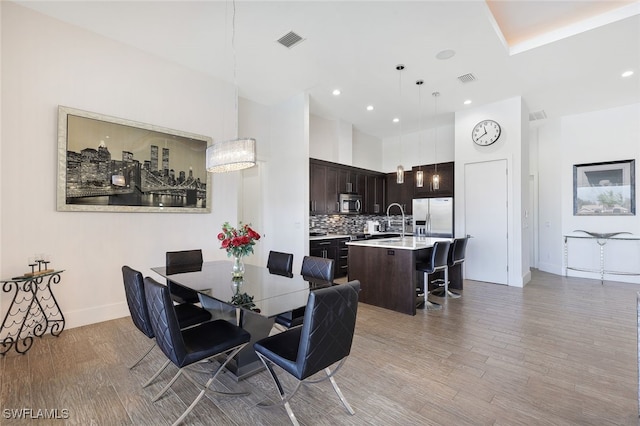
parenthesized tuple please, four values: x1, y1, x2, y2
(347, 236, 455, 315)
(347, 236, 452, 250)
(309, 234, 350, 241)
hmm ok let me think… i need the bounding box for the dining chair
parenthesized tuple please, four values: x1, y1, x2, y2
(121, 266, 212, 386)
(267, 251, 294, 278)
(431, 237, 467, 299)
(274, 255, 335, 330)
(166, 249, 203, 304)
(254, 280, 360, 426)
(415, 240, 451, 311)
(143, 277, 251, 426)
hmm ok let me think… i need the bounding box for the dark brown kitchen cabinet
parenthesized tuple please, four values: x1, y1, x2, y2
(310, 158, 385, 215)
(386, 171, 413, 214)
(413, 161, 454, 198)
(310, 162, 338, 214)
(309, 237, 349, 278)
(338, 169, 364, 195)
(365, 174, 385, 214)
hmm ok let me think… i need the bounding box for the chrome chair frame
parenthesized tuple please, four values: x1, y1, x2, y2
(254, 281, 360, 426)
(432, 237, 468, 299)
(144, 277, 251, 426)
(416, 241, 451, 310)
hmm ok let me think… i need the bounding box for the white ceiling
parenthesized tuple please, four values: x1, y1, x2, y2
(16, 1, 640, 139)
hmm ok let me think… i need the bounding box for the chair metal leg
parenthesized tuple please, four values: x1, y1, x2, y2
(157, 344, 248, 426)
(129, 342, 155, 369)
(256, 354, 355, 424)
(327, 368, 355, 415)
(423, 272, 442, 311)
(142, 359, 171, 388)
(431, 268, 461, 299)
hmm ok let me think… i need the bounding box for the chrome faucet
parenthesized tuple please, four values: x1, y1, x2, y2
(386, 203, 406, 237)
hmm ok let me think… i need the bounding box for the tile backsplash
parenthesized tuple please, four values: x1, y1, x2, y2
(310, 214, 412, 235)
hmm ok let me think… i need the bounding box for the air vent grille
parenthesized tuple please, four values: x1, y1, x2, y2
(457, 73, 476, 83)
(277, 31, 305, 49)
(529, 110, 547, 121)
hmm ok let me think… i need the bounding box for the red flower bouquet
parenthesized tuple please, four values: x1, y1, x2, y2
(217, 222, 261, 258)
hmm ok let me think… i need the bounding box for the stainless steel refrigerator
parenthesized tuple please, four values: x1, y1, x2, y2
(412, 198, 454, 237)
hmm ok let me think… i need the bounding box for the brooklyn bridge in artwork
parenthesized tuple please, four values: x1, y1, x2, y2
(62, 111, 208, 210)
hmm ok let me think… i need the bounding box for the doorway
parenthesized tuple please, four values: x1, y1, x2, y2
(464, 159, 509, 285)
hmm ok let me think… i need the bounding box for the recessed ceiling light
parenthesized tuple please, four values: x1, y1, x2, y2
(366, 105, 374, 111)
(464, 100, 472, 105)
(622, 70, 634, 78)
(332, 89, 341, 95)
(436, 49, 456, 60)
(393, 118, 399, 123)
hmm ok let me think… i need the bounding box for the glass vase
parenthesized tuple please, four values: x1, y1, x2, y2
(232, 254, 245, 279)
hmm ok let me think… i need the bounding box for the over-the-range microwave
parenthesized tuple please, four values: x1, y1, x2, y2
(339, 193, 362, 214)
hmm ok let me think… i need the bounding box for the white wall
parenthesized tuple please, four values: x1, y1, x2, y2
(265, 94, 309, 274)
(533, 119, 564, 274)
(557, 104, 639, 283)
(455, 96, 529, 287)
(1, 3, 241, 328)
(309, 114, 337, 161)
(352, 128, 383, 171)
(382, 123, 455, 173)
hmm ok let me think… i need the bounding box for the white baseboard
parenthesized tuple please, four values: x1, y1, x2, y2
(64, 301, 130, 330)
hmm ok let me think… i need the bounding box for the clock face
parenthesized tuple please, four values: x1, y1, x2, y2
(472, 120, 501, 146)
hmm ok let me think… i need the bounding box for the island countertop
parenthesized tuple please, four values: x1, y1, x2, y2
(346, 236, 452, 250)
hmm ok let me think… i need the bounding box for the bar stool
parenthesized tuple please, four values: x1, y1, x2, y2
(431, 237, 468, 299)
(416, 240, 451, 311)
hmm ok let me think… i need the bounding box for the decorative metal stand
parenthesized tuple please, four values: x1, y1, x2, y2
(564, 231, 640, 283)
(0, 270, 65, 355)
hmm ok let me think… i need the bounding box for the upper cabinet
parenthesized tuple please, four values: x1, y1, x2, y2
(386, 171, 413, 214)
(413, 161, 454, 198)
(310, 161, 339, 214)
(338, 169, 365, 195)
(310, 159, 386, 215)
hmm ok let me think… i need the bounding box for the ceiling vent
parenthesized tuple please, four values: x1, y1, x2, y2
(277, 31, 305, 49)
(529, 110, 548, 121)
(457, 73, 476, 83)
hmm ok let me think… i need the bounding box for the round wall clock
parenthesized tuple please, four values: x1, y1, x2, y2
(472, 120, 501, 146)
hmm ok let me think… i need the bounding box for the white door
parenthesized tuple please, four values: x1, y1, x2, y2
(464, 159, 509, 285)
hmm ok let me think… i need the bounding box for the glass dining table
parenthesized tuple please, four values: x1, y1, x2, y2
(151, 260, 330, 380)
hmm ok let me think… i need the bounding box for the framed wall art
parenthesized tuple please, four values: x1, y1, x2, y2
(573, 159, 635, 216)
(57, 106, 212, 213)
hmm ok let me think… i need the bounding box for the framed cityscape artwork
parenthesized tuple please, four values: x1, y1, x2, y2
(573, 159, 635, 216)
(57, 106, 212, 213)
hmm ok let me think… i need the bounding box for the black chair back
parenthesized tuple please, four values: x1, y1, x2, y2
(165, 249, 202, 304)
(300, 255, 335, 282)
(449, 237, 468, 266)
(428, 241, 451, 273)
(297, 281, 360, 379)
(166, 249, 203, 274)
(267, 251, 294, 278)
(122, 266, 154, 339)
(144, 277, 187, 367)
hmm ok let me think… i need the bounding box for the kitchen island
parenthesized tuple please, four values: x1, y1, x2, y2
(346, 236, 452, 315)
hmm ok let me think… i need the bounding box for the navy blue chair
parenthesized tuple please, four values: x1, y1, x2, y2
(144, 277, 251, 426)
(254, 280, 360, 425)
(121, 266, 211, 386)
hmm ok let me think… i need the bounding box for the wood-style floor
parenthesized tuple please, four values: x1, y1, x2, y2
(1, 270, 639, 425)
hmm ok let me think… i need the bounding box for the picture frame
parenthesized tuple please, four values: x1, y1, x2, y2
(57, 106, 212, 213)
(573, 159, 635, 216)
